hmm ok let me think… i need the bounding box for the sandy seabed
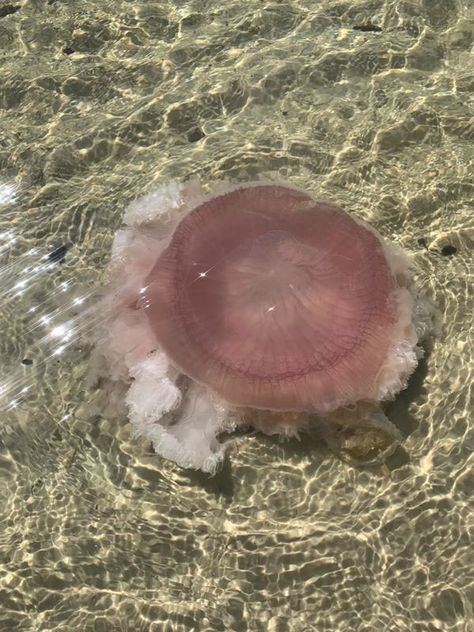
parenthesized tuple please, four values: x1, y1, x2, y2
(0, 1, 472, 631)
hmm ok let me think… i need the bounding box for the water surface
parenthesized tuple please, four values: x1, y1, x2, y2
(0, 1, 473, 630)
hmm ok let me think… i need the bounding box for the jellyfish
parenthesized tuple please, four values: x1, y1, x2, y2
(91, 180, 432, 473)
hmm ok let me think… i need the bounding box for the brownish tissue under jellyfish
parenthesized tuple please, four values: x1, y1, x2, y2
(91, 180, 433, 473)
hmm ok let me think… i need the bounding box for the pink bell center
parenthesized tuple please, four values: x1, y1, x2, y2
(143, 185, 398, 412)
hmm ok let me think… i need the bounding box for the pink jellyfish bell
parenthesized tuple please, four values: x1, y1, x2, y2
(93, 180, 431, 473)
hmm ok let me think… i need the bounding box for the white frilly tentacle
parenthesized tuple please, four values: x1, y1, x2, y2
(126, 353, 233, 474)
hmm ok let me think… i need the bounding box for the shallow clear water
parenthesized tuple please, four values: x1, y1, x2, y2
(0, 1, 473, 630)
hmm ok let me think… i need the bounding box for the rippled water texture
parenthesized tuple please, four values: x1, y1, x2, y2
(0, 1, 473, 630)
